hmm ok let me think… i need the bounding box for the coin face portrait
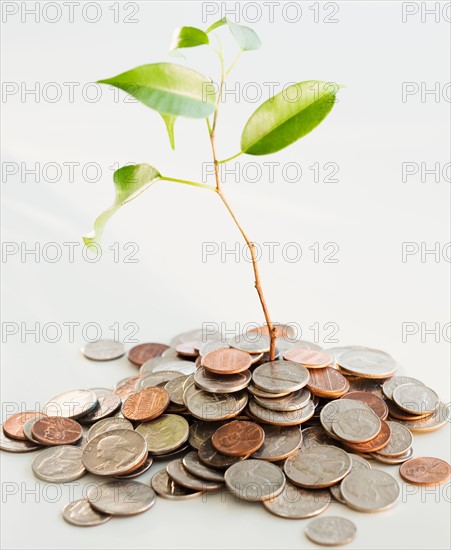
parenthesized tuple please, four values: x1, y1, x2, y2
(38, 448, 74, 475)
(95, 433, 135, 470)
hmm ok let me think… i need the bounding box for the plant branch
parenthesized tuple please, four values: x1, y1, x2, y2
(160, 176, 215, 191)
(218, 151, 242, 165)
(225, 50, 243, 77)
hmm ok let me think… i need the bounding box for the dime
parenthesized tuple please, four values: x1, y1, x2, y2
(81, 339, 125, 361)
(189, 421, 225, 449)
(284, 446, 352, 488)
(211, 420, 265, 456)
(225, 459, 285, 501)
(139, 356, 182, 374)
(87, 480, 156, 516)
(248, 399, 315, 426)
(184, 386, 248, 421)
(62, 499, 111, 527)
(182, 451, 225, 482)
(372, 447, 414, 464)
(263, 482, 331, 518)
(340, 391, 388, 420)
(247, 382, 292, 399)
(79, 389, 122, 424)
(320, 400, 373, 439)
(254, 388, 311, 412)
(3, 411, 45, 441)
(307, 367, 349, 398)
(399, 457, 450, 486)
(392, 383, 439, 416)
(283, 349, 332, 369)
(151, 468, 203, 500)
(252, 361, 310, 393)
(114, 375, 146, 400)
(329, 454, 371, 503)
(344, 421, 391, 453)
(199, 340, 230, 357)
(164, 375, 189, 405)
(305, 516, 357, 546)
(170, 328, 222, 348)
(393, 402, 450, 432)
(128, 343, 169, 366)
(147, 359, 196, 375)
(374, 421, 413, 457)
(32, 417, 83, 446)
(43, 389, 97, 419)
(198, 437, 247, 469)
(300, 426, 341, 451)
(337, 349, 397, 379)
(87, 417, 134, 441)
(252, 424, 302, 462)
(137, 371, 183, 390)
(228, 334, 271, 354)
(161, 347, 179, 357)
(22, 417, 48, 445)
(32, 446, 85, 482)
(122, 387, 170, 422)
(166, 458, 224, 491)
(194, 367, 251, 394)
(114, 455, 154, 479)
(382, 376, 425, 400)
(331, 408, 381, 443)
(82, 429, 147, 476)
(202, 348, 252, 374)
(0, 425, 41, 452)
(135, 414, 189, 455)
(341, 469, 400, 512)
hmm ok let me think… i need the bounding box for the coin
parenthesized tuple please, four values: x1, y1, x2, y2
(283, 349, 332, 368)
(128, 343, 169, 366)
(137, 371, 184, 390)
(32, 417, 83, 445)
(175, 341, 200, 357)
(305, 516, 357, 546)
(189, 421, 226, 449)
(284, 446, 352, 488)
(79, 389, 122, 424)
(164, 375, 189, 405)
(153, 444, 191, 461)
(340, 391, 388, 420)
(247, 382, 292, 399)
(254, 388, 311, 412)
(151, 468, 203, 500)
(251, 424, 302, 462)
(135, 414, 189, 455)
(225, 459, 285, 501)
(22, 417, 48, 445)
(122, 387, 170, 422)
(329, 454, 371, 503)
(248, 399, 315, 426)
(331, 408, 382, 443)
(199, 340, 230, 357)
(307, 367, 349, 398)
(114, 455, 154, 479)
(393, 402, 450, 432)
(166, 458, 224, 491)
(3, 411, 45, 441)
(344, 420, 391, 453)
(182, 451, 225, 482)
(252, 361, 310, 393)
(346, 376, 385, 398)
(211, 420, 265, 456)
(43, 389, 98, 419)
(143, 358, 196, 375)
(198, 437, 247, 469)
(300, 426, 341, 450)
(62, 499, 111, 527)
(375, 421, 413, 457)
(276, 338, 323, 355)
(341, 469, 400, 512)
(87, 417, 133, 441)
(320, 400, 373, 438)
(263, 482, 331, 518)
(202, 348, 252, 374)
(139, 356, 182, 373)
(82, 429, 147, 476)
(114, 375, 146, 400)
(88, 480, 156, 516)
(372, 447, 414, 464)
(228, 334, 271, 354)
(194, 367, 251, 394)
(81, 339, 125, 361)
(386, 398, 426, 421)
(0, 424, 41, 452)
(338, 349, 397, 379)
(184, 386, 248, 421)
(392, 383, 439, 416)
(382, 376, 425, 400)
(399, 457, 450, 486)
(32, 446, 85, 482)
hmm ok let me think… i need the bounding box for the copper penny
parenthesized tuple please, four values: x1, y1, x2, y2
(122, 387, 170, 422)
(114, 375, 146, 400)
(175, 341, 200, 358)
(344, 420, 391, 453)
(211, 420, 265, 457)
(32, 417, 83, 446)
(400, 457, 451, 486)
(341, 391, 389, 420)
(283, 349, 332, 368)
(386, 399, 429, 421)
(202, 348, 252, 375)
(3, 412, 46, 441)
(128, 343, 169, 366)
(307, 367, 349, 397)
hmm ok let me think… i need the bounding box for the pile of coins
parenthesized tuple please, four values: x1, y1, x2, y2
(1, 327, 450, 546)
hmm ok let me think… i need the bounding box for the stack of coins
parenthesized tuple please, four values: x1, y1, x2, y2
(1, 330, 450, 545)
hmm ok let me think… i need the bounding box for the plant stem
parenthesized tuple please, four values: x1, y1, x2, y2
(161, 176, 215, 191)
(218, 151, 242, 165)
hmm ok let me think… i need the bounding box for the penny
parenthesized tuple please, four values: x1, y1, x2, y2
(284, 446, 352, 488)
(331, 408, 382, 443)
(82, 429, 147, 476)
(194, 367, 251, 394)
(137, 371, 184, 390)
(382, 376, 425, 400)
(340, 469, 400, 512)
(128, 343, 169, 366)
(276, 338, 323, 355)
(81, 339, 125, 361)
(87, 480, 156, 516)
(252, 361, 310, 394)
(79, 389, 122, 424)
(247, 382, 292, 399)
(393, 402, 450, 432)
(329, 454, 371, 503)
(254, 388, 311, 412)
(198, 437, 247, 469)
(43, 389, 97, 419)
(372, 447, 414, 464)
(184, 385, 248, 421)
(305, 516, 357, 546)
(175, 341, 199, 357)
(211, 420, 265, 457)
(122, 387, 170, 422)
(283, 348, 333, 369)
(300, 426, 342, 451)
(225, 459, 285, 501)
(307, 367, 349, 398)
(344, 420, 391, 453)
(320, 400, 373, 439)
(62, 499, 111, 527)
(340, 391, 388, 420)
(87, 417, 133, 441)
(202, 348, 252, 374)
(164, 375, 189, 405)
(32, 446, 85, 482)
(346, 376, 385, 398)
(228, 334, 271, 354)
(375, 421, 413, 457)
(399, 457, 450, 486)
(135, 414, 189, 455)
(0, 424, 41, 452)
(166, 458, 224, 491)
(151, 468, 203, 500)
(114, 455, 154, 479)
(114, 375, 146, 400)
(392, 383, 439, 416)
(263, 482, 331, 518)
(182, 451, 225, 482)
(251, 424, 302, 462)
(3, 411, 45, 441)
(188, 421, 226, 449)
(32, 417, 83, 446)
(22, 417, 48, 445)
(337, 349, 397, 379)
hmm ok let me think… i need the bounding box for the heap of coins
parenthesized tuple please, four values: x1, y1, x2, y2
(1, 327, 450, 547)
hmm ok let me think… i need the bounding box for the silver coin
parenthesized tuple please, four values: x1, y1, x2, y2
(249, 398, 315, 426)
(338, 349, 397, 379)
(87, 480, 156, 516)
(252, 424, 302, 462)
(87, 417, 133, 441)
(150, 359, 197, 375)
(198, 437, 247, 469)
(228, 334, 271, 354)
(151, 468, 203, 500)
(382, 376, 425, 400)
(329, 454, 371, 503)
(164, 375, 189, 405)
(263, 482, 331, 518)
(79, 388, 122, 424)
(331, 408, 381, 443)
(182, 451, 225, 482)
(340, 469, 400, 512)
(320, 399, 372, 438)
(114, 455, 153, 479)
(392, 383, 439, 416)
(252, 361, 310, 393)
(188, 421, 226, 449)
(166, 458, 224, 491)
(135, 414, 189, 455)
(170, 328, 222, 347)
(199, 340, 230, 357)
(375, 421, 413, 457)
(62, 499, 111, 527)
(225, 459, 285, 501)
(139, 356, 183, 374)
(254, 388, 311, 412)
(82, 429, 147, 476)
(301, 426, 343, 451)
(32, 446, 86, 482)
(22, 417, 47, 445)
(0, 424, 41, 452)
(194, 367, 251, 394)
(152, 443, 191, 461)
(371, 447, 414, 464)
(185, 385, 248, 421)
(393, 401, 450, 432)
(305, 516, 357, 546)
(247, 382, 292, 399)
(43, 389, 98, 419)
(276, 338, 322, 355)
(76, 425, 90, 450)
(161, 347, 179, 357)
(284, 446, 352, 488)
(137, 371, 183, 390)
(345, 376, 385, 398)
(81, 339, 125, 361)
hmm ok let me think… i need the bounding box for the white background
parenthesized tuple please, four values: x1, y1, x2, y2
(1, 1, 450, 549)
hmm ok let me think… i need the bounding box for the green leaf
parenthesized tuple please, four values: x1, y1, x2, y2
(98, 63, 216, 118)
(205, 17, 227, 33)
(241, 81, 340, 156)
(170, 26, 209, 51)
(83, 163, 160, 247)
(161, 114, 176, 149)
(206, 18, 261, 51)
